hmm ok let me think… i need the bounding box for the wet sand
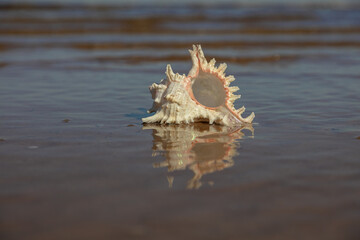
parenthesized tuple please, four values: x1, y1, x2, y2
(1, 2, 360, 240)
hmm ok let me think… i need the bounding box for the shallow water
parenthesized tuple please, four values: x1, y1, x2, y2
(1, 2, 360, 240)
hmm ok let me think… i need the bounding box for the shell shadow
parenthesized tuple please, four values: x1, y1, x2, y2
(142, 123, 254, 189)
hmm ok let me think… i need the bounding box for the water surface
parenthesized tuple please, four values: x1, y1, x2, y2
(1, 2, 360, 240)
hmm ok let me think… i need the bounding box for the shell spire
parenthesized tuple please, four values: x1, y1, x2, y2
(142, 44, 255, 126)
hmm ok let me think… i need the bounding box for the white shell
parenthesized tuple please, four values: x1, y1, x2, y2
(142, 45, 255, 126)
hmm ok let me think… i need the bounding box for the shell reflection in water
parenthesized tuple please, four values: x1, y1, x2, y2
(143, 123, 254, 189)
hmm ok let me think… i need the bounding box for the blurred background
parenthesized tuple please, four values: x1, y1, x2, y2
(1, 0, 360, 240)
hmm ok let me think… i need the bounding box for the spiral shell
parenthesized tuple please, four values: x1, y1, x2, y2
(142, 45, 255, 126)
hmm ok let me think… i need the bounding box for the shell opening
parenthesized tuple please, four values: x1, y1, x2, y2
(191, 71, 226, 108)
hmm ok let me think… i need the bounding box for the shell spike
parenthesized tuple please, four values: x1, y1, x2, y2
(243, 112, 255, 123)
(236, 106, 245, 115)
(195, 44, 208, 70)
(197, 45, 205, 61)
(142, 111, 164, 123)
(225, 75, 235, 86)
(217, 63, 227, 75)
(166, 64, 175, 82)
(188, 47, 200, 77)
(209, 58, 216, 68)
(229, 94, 241, 103)
(192, 44, 197, 52)
(229, 86, 239, 93)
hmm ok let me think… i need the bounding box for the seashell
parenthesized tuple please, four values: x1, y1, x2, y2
(142, 44, 255, 126)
